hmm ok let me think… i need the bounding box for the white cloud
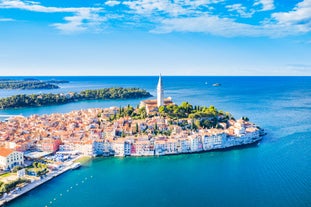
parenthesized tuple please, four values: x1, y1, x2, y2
(272, 0, 311, 25)
(123, 0, 185, 16)
(122, 0, 224, 16)
(105, 1, 120, 7)
(226, 3, 254, 18)
(151, 13, 311, 37)
(0, 0, 105, 32)
(254, 0, 275, 11)
(0, 0, 100, 13)
(0, 0, 310, 37)
(150, 0, 311, 37)
(151, 15, 265, 37)
(0, 17, 14, 21)
(52, 10, 106, 33)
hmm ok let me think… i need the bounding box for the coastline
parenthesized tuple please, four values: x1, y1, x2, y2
(0, 137, 263, 206)
(0, 156, 83, 206)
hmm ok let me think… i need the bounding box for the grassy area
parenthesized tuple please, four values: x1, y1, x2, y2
(0, 172, 13, 179)
(74, 156, 92, 164)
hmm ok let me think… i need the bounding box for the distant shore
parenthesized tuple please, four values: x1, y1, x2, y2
(0, 87, 152, 109)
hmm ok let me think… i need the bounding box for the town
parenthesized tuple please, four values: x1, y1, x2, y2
(0, 75, 264, 204)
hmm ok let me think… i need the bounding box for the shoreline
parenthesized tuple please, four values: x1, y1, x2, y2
(0, 137, 263, 206)
(0, 156, 82, 206)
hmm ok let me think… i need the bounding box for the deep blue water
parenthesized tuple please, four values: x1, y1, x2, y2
(1, 76, 311, 207)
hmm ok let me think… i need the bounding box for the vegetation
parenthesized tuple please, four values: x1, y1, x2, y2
(108, 104, 147, 121)
(158, 102, 233, 129)
(0, 79, 62, 89)
(26, 162, 48, 177)
(0, 172, 12, 179)
(0, 88, 152, 109)
(108, 102, 234, 131)
(12, 166, 23, 173)
(0, 178, 30, 196)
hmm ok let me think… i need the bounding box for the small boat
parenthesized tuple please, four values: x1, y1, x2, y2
(205, 82, 208, 85)
(71, 162, 81, 169)
(213, 83, 221, 87)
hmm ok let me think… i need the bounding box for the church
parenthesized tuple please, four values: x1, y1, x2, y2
(139, 74, 174, 114)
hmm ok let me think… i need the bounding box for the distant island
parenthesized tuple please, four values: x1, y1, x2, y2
(0, 88, 152, 109)
(0, 79, 69, 90)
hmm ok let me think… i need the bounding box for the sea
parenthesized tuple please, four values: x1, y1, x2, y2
(1, 76, 310, 207)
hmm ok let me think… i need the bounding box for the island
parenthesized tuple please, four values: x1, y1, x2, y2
(0, 88, 152, 109)
(0, 79, 69, 90)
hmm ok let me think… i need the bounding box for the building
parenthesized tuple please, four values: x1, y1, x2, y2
(139, 74, 174, 114)
(157, 74, 164, 107)
(40, 138, 61, 153)
(17, 169, 26, 178)
(0, 147, 24, 170)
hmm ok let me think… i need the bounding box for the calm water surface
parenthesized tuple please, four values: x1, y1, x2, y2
(1, 76, 310, 207)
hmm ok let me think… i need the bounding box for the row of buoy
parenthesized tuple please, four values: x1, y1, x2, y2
(44, 175, 93, 207)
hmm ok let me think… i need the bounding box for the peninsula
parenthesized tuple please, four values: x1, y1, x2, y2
(0, 79, 69, 90)
(0, 76, 264, 205)
(0, 88, 152, 109)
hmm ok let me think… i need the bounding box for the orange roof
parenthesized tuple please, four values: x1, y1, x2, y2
(0, 147, 14, 157)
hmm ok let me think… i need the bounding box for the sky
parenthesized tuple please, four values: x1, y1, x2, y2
(0, 0, 311, 76)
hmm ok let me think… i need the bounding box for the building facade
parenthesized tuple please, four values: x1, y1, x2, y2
(0, 147, 24, 170)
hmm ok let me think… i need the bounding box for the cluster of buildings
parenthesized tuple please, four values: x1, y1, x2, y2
(0, 104, 261, 169)
(0, 75, 262, 170)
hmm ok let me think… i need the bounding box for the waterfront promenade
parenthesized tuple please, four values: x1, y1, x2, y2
(0, 157, 81, 206)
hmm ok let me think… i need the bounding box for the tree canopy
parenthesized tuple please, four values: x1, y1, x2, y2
(0, 88, 152, 109)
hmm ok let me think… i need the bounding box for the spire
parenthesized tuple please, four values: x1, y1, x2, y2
(157, 74, 164, 107)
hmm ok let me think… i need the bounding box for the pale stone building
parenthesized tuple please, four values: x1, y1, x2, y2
(0, 147, 24, 170)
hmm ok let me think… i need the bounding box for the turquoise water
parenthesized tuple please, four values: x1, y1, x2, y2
(1, 76, 311, 207)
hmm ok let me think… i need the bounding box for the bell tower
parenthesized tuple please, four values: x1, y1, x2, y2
(157, 74, 164, 107)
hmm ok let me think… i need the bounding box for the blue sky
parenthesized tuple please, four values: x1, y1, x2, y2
(0, 0, 311, 76)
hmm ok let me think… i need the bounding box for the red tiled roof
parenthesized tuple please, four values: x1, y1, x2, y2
(0, 147, 14, 157)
